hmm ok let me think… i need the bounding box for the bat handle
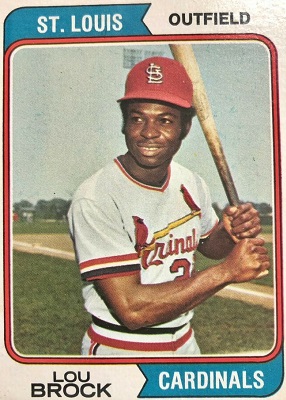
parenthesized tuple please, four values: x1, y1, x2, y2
(218, 163, 240, 207)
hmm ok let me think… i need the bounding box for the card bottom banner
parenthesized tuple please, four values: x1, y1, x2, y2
(138, 350, 284, 398)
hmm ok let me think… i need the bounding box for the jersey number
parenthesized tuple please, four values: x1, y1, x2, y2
(170, 258, 191, 280)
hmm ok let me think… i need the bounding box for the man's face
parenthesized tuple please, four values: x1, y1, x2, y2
(123, 101, 189, 169)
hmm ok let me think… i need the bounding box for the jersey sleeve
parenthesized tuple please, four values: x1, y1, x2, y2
(68, 196, 140, 281)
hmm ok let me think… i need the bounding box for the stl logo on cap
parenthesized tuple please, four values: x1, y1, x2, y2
(118, 56, 193, 108)
(146, 63, 163, 84)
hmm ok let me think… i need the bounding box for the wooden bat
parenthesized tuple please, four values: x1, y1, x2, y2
(170, 43, 268, 278)
(170, 43, 239, 206)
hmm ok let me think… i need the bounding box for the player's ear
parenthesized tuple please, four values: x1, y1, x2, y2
(180, 106, 195, 139)
(180, 120, 192, 140)
(119, 101, 129, 135)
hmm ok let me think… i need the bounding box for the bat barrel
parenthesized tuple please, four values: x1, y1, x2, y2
(170, 43, 240, 207)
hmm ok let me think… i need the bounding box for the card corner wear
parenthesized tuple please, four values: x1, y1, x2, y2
(1, 0, 285, 399)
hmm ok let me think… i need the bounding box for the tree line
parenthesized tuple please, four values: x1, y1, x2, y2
(13, 198, 71, 221)
(13, 198, 272, 224)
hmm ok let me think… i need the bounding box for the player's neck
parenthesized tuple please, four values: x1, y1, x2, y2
(118, 153, 170, 187)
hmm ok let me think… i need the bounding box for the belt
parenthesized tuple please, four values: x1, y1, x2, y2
(88, 323, 193, 352)
(92, 315, 187, 335)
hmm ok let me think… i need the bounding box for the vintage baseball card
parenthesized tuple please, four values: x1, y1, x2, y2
(1, 0, 285, 399)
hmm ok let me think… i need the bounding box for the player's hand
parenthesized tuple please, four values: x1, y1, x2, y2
(222, 237, 270, 283)
(222, 202, 262, 243)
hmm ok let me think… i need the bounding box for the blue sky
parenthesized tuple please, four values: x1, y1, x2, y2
(11, 41, 273, 208)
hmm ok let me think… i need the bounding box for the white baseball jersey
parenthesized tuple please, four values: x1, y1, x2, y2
(68, 158, 218, 352)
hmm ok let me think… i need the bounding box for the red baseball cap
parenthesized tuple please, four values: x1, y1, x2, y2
(118, 56, 193, 108)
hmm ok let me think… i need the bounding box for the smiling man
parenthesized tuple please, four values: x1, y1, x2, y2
(68, 57, 270, 356)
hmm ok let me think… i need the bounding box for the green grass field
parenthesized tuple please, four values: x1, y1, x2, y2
(13, 251, 90, 355)
(193, 297, 274, 354)
(12, 249, 275, 356)
(13, 220, 70, 235)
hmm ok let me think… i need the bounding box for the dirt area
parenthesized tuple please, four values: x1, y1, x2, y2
(216, 282, 274, 309)
(14, 233, 74, 252)
(13, 233, 75, 260)
(13, 233, 274, 309)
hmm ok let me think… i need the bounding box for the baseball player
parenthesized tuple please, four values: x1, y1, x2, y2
(68, 56, 270, 356)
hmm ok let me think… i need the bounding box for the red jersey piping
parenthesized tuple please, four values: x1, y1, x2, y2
(114, 158, 170, 192)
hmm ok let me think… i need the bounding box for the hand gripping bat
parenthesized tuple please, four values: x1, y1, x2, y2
(170, 43, 268, 278)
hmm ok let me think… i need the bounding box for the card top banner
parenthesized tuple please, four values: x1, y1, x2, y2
(4, 1, 286, 50)
(4, 3, 286, 51)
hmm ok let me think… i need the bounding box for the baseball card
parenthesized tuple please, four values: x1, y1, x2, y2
(1, 0, 285, 399)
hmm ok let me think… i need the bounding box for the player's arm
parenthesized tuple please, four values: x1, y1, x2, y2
(197, 202, 262, 260)
(94, 236, 269, 330)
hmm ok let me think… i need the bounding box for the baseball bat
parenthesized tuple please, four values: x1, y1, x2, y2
(170, 43, 239, 206)
(170, 43, 268, 278)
